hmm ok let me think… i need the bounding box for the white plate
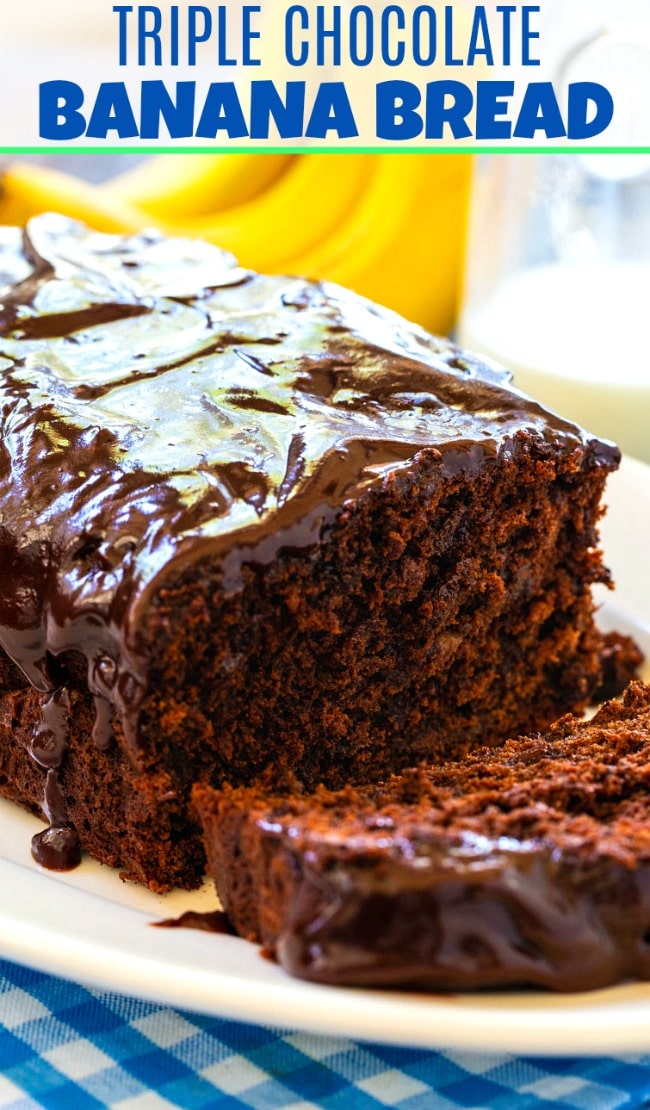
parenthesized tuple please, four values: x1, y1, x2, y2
(1, 455, 649, 1057)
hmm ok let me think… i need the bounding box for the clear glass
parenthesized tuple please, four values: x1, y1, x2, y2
(458, 6, 650, 463)
(459, 154, 650, 463)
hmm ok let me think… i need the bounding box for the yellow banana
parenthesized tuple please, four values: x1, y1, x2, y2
(288, 155, 415, 274)
(106, 153, 293, 219)
(0, 153, 472, 336)
(0, 163, 152, 234)
(289, 155, 472, 334)
(162, 154, 376, 274)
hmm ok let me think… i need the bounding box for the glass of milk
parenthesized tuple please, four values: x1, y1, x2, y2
(458, 9, 650, 462)
(459, 154, 650, 463)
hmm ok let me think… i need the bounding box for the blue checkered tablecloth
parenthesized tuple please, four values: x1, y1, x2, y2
(2, 960, 650, 1110)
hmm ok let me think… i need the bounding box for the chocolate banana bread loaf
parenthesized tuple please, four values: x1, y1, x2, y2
(195, 682, 650, 993)
(0, 215, 619, 890)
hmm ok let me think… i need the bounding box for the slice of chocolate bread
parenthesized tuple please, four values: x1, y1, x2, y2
(195, 683, 650, 993)
(0, 216, 618, 890)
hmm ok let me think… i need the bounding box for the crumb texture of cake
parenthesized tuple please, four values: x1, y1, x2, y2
(0, 215, 619, 890)
(194, 684, 650, 993)
(593, 631, 644, 702)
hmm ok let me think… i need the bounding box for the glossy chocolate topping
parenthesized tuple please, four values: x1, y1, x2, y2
(215, 685, 650, 992)
(153, 909, 235, 935)
(0, 216, 618, 868)
(272, 827, 650, 992)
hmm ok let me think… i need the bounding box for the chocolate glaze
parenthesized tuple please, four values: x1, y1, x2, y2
(27, 684, 83, 868)
(31, 822, 82, 871)
(31, 767, 82, 870)
(153, 909, 235, 935)
(274, 832, 650, 992)
(0, 216, 619, 866)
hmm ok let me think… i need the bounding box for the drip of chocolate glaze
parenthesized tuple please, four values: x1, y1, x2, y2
(91, 695, 113, 750)
(31, 824, 81, 870)
(29, 687, 70, 770)
(27, 685, 82, 869)
(0, 216, 620, 872)
(31, 768, 82, 871)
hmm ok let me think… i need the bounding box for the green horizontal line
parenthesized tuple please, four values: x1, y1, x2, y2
(1, 146, 650, 155)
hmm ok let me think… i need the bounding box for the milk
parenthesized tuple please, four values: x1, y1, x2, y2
(459, 261, 650, 463)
